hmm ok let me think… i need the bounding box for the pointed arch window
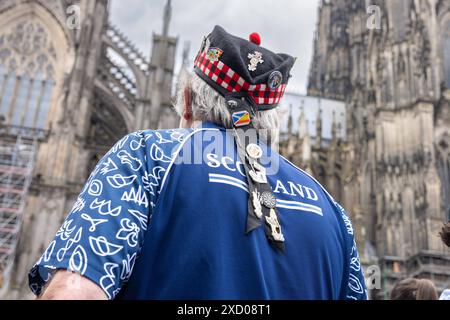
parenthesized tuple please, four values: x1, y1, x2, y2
(0, 21, 56, 129)
(0, 63, 6, 93)
(0, 69, 16, 117)
(36, 79, 55, 128)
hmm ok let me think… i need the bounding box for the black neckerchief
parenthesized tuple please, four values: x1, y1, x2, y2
(225, 94, 285, 252)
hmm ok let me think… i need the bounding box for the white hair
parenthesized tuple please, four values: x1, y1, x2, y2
(174, 69, 280, 146)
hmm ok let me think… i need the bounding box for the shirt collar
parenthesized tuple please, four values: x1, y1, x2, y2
(198, 121, 226, 131)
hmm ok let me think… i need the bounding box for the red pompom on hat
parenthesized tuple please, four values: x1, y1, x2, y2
(249, 32, 261, 46)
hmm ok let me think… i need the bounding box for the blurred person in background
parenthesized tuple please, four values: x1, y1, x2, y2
(439, 223, 450, 300)
(440, 223, 450, 248)
(390, 278, 438, 300)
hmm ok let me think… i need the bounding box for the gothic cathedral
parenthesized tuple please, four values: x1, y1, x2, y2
(294, 0, 450, 298)
(0, 0, 178, 299)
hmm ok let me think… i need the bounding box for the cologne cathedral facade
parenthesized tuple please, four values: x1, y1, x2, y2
(0, 0, 179, 299)
(281, 0, 450, 298)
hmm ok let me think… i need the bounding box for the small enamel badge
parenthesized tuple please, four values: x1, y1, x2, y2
(232, 111, 251, 127)
(206, 47, 223, 62)
(248, 51, 264, 71)
(268, 71, 283, 90)
(227, 100, 238, 109)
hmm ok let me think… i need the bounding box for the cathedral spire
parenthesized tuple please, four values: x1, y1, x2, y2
(298, 100, 307, 139)
(162, 0, 172, 37)
(337, 122, 342, 140)
(316, 100, 322, 147)
(331, 110, 337, 141)
(287, 104, 293, 135)
(182, 41, 191, 68)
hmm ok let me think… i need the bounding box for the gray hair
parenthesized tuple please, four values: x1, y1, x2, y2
(174, 69, 280, 146)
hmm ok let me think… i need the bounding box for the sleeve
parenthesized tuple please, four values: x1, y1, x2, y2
(334, 202, 368, 301)
(28, 131, 157, 299)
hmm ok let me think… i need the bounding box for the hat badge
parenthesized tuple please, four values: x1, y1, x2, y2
(248, 51, 264, 72)
(207, 47, 223, 62)
(232, 111, 251, 127)
(268, 71, 283, 90)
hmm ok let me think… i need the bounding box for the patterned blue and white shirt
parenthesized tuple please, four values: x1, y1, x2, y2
(29, 122, 368, 300)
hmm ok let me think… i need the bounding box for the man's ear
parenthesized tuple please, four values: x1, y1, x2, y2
(183, 88, 192, 120)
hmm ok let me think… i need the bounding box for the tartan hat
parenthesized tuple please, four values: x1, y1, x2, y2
(194, 25, 296, 111)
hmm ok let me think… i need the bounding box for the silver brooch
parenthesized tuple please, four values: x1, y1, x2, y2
(246, 143, 263, 160)
(248, 51, 264, 72)
(266, 209, 285, 242)
(249, 170, 267, 184)
(260, 191, 277, 209)
(252, 191, 263, 219)
(249, 162, 267, 184)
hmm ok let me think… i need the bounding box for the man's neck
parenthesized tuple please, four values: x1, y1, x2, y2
(190, 120, 203, 129)
(179, 119, 204, 130)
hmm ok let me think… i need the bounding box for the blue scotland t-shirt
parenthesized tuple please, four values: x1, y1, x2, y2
(29, 122, 367, 300)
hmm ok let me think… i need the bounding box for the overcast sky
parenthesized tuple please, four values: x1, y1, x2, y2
(110, 0, 320, 94)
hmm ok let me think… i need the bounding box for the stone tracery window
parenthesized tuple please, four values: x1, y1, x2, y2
(0, 21, 56, 129)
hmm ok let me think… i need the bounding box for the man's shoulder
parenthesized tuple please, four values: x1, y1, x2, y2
(278, 155, 353, 227)
(132, 128, 194, 145)
(279, 155, 334, 199)
(113, 128, 194, 155)
(99, 128, 194, 172)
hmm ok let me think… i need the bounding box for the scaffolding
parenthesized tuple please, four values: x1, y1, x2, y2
(0, 130, 38, 292)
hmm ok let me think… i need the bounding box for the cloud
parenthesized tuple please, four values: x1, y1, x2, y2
(110, 0, 320, 94)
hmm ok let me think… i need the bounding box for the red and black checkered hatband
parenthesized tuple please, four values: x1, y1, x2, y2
(194, 52, 287, 107)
